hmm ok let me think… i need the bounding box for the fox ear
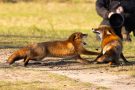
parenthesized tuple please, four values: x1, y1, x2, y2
(103, 26, 113, 35)
(106, 30, 111, 35)
(102, 27, 110, 36)
(108, 27, 114, 34)
(74, 34, 79, 40)
(69, 33, 76, 41)
(72, 34, 78, 41)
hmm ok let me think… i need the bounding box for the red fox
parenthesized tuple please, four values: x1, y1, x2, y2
(7, 32, 99, 66)
(92, 25, 129, 65)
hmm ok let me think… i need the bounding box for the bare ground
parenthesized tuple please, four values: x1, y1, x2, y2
(1, 49, 135, 90)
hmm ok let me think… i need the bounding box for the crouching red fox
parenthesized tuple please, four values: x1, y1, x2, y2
(7, 32, 99, 66)
(92, 25, 130, 65)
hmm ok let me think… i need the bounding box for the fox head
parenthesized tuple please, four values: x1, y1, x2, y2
(92, 25, 115, 39)
(68, 32, 88, 45)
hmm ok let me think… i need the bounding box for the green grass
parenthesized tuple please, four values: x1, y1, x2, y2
(0, 1, 135, 89)
(0, 0, 135, 62)
(0, 1, 101, 48)
(0, 0, 96, 3)
(0, 0, 135, 79)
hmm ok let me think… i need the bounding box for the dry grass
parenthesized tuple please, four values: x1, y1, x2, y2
(0, 1, 135, 89)
(0, 1, 101, 48)
(0, 67, 107, 90)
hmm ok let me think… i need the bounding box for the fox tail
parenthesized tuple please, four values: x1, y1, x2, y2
(7, 48, 29, 65)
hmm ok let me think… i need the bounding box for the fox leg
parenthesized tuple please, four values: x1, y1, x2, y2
(96, 55, 106, 63)
(96, 55, 116, 65)
(23, 57, 27, 62)
(90, 52, 103, 63)
(113, 58, 120, 65)
(96, 53, 114, 64)
(75, 55, 90, 64)
(96, 55, 114, 66)
(81, 48, 100, 55)
(120, 53, 130, 64)
(24, 57, 30, 66)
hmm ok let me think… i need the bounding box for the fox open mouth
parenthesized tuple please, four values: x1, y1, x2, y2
(82, 34, 88, 45)
(92, 29, 100, 34)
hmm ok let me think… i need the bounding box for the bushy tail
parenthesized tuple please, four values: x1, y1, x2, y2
(7, 48, 29, 65)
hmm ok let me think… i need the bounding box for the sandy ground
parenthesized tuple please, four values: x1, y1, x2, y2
(50, 67, 135, 90)
(0, 49, 135, 90)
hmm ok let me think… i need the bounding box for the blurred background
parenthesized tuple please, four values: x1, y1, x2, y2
(0, 0, 135, 57)
(0, 0, 102, 48)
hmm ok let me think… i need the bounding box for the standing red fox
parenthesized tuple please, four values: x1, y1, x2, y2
(7, 32, 99, 66)
(92, 25, 130, 65)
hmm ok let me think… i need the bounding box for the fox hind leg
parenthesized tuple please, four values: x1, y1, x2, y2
(90, 52, 103, 64)
(24, 57, 30, 67)
(121, 53, 131, 64)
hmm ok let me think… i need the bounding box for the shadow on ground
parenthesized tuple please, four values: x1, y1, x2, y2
(0, 54, 135, 72)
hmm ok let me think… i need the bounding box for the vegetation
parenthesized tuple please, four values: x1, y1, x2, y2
(0, 0, 94, 3)
(0, 0, 135, 60)
(0, 0, 135, 88)
(0, 67, 107, 90)
(0, 0, 101, 48)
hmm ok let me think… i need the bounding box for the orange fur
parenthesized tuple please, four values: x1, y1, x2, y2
(92, 25, 129, 65)
(7, 32, 99, 66)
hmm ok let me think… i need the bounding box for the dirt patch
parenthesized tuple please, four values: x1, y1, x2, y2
(49, 67, 135, 90)
(1, 49, 135, 90)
